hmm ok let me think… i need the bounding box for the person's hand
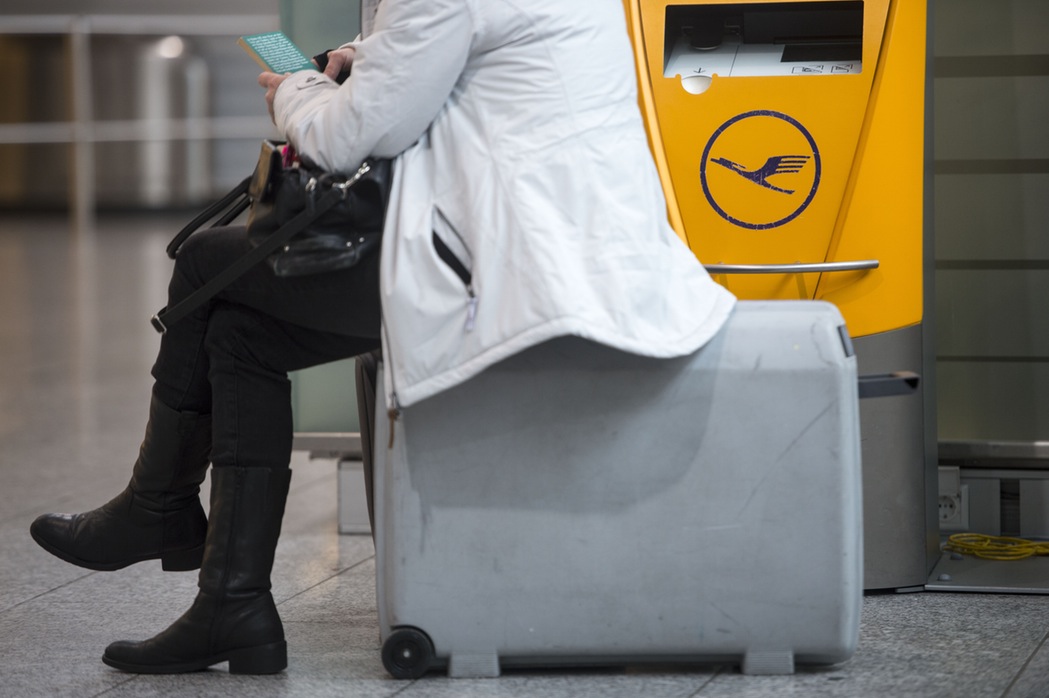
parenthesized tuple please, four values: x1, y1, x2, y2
(258, 71, 290, 122)
(319, 46, 356, 81)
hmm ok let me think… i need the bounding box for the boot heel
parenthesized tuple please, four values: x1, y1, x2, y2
(227, 640, 287, 674)
(161, 544, 204, 571)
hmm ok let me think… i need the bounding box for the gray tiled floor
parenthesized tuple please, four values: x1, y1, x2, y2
(1, 214, 1047, 697)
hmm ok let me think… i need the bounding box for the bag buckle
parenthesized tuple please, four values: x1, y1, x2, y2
(331, 161, 373, 199)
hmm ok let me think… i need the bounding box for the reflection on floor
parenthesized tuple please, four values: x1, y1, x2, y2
(1, 213, 1047, 697)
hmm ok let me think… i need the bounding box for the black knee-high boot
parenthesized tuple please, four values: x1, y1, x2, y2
(30, 393, 211, 572)
(102, 466, 292, 674)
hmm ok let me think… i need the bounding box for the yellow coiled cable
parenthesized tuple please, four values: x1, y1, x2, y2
(944, 533, 1049, 561)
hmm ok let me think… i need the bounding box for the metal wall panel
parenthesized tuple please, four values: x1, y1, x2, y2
(933, 0, 1049, 447)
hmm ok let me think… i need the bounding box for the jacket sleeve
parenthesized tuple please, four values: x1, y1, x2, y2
(273, 0, 474, 173)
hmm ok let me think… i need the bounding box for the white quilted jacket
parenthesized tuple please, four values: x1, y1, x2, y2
(273, 0, 735, 408)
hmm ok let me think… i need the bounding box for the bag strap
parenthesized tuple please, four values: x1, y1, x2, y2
(150, 187, 344, 334)
(165, 176, 252, 259)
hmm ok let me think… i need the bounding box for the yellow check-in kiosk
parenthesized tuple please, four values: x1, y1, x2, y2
(623, 0, 936, 590)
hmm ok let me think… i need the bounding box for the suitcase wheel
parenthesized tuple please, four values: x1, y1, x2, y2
(382, 626, 435, 679)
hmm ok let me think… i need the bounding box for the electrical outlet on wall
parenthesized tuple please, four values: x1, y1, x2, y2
(938, 466, 970, 532)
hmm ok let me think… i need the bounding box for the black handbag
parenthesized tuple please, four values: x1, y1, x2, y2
(151, 140, 392, 334)
(247, 140, 392, 277)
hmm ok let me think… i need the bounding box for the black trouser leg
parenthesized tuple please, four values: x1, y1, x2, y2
(151, 224, 382, 415)
(202, 300, 378, 470)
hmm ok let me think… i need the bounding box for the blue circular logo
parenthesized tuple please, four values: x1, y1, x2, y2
(700, 110, 821, 230)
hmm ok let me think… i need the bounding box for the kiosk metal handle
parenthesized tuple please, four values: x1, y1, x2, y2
(704, 260, 880, 274)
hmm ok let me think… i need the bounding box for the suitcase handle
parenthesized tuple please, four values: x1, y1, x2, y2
(858, 371, 920, 399)
(704, 260, 879, 274)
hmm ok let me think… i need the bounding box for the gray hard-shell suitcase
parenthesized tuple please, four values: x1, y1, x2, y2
(373, 301, 865, 678)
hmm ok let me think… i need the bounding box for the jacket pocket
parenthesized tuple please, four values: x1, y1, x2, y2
(431, 208, 477, 330)
(432, 230, 472, 287)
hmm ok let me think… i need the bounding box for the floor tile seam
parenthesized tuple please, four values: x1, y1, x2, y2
(274, 553, 377, 607)
(1000, 626, 1049, 698)
(0, 512, 49, 527)
(684, 666, 726, 695)
(4, 488, 148, 528)
(0, 498, 109, 525)
(88, 673, 141, 697)
(0, 570, 98, 615)
(389, 677, 419, 696)
(288, 463, 343, 490)
(281, 617, 376, 625)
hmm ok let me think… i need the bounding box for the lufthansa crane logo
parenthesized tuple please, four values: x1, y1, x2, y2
(710, 155, 812, 194)
(700, 111, 821, 230)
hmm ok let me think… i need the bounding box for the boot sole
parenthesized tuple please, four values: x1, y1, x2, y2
(29, 528, 204, 572)
(102, 640, 288, 674)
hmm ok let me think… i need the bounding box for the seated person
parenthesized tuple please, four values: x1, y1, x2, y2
(30, 0, 734, 675)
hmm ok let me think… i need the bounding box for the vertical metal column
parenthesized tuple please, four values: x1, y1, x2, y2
(67, 16, 94, 231)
